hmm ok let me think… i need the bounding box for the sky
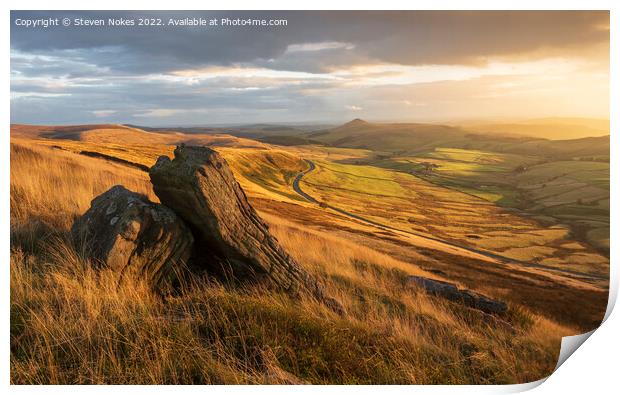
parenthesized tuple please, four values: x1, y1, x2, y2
(10, 11, 610, 126)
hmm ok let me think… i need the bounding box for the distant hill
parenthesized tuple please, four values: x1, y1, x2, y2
(10, 124, 267, 149)
(124, 123, 328, 146)
(306, 119, 469, 153)
(458, 134, 609, 160)
(10, 123, 131, 139)
(125, 123, 314, 139)
(304, 119, 610, 159)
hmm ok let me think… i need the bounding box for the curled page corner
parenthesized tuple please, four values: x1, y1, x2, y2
(504, 336, 595, 394)
(502, 335, 595, 394)
(552, 269, 618, 375)
(555, 330, 595, 370)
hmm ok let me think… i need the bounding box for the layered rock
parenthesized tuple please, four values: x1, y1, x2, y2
(149, 145, 343, 313)
(71, 185, 194, 287)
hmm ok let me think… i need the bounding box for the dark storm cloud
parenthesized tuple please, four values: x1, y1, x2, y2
(11, 10, 609, 75)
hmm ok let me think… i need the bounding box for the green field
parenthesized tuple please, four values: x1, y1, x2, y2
(299, 158, 608, 279)
(351, 144, 609, 255)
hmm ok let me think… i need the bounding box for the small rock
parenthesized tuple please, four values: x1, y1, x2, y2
(407, 275, 507, 315)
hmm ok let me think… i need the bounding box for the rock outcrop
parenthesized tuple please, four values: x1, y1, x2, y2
(407, 276, 507, 315)
(149, 145, 343, 313)
(71, 185, 194, 288)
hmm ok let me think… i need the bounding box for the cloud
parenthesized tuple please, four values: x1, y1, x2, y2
(9, 11, 609, 124)
(285, 41, 355, 53)
(91, 110, 117, 117)
(10, 11, 608, 75)
(134, 109, 189, 118)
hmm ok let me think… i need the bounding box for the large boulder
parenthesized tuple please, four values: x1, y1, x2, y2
(71, 185, 194, 288)
(149, 145, 343, 313)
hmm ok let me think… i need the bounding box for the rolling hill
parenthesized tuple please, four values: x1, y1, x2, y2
(304, 119, 609, 159)
(307, 119, 469, 153)
(10, 123, 267, 149)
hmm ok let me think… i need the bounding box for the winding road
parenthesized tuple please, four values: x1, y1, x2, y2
(292, 160, 319, 203)
(292, 159, 607, 285)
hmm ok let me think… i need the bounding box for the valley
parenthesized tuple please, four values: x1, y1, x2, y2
(9, 118, 610, 383)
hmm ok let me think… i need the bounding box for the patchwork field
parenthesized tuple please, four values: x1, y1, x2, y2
(357, 144, 609, 255)
(298, 159, 608, 284)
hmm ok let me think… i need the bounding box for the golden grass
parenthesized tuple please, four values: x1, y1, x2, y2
(15, 135, 306, 204)
(217, 147, 306, 202)
(10, 138, 574, 384)
(10, 141, 155, 228)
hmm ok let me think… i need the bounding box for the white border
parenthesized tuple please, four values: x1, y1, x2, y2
(3, 1, 618, 394)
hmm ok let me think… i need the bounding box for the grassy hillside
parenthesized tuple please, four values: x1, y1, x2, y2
(366, 147, 609, 255)
(10, 141, 155, 236)
(218, 147, 308, 202)
(11, 124, 267, 149)
(10, 123, 130, 138)
(11, 133, 305, 205)
(10, 138, 575, 384)
(299, 159, 608, 282)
